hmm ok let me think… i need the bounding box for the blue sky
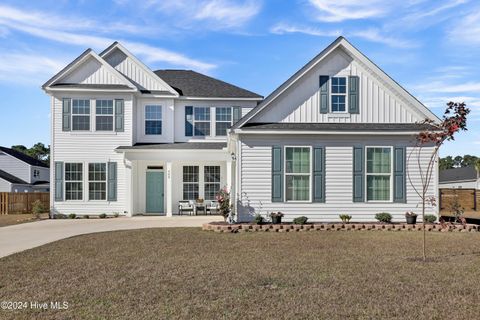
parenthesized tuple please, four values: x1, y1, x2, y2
(0, 0, 478, 157)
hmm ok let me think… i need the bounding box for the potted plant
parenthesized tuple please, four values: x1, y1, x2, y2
(270, 212, 284, 224)
(405, 211, 417, 225)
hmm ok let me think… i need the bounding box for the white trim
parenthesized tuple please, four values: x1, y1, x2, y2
(364, 146, 393, 203)
(284, 146, 313, 203)
(46, 88, 137, 93)
(234, 129, 421, 135)
(177, 96, 263, 101)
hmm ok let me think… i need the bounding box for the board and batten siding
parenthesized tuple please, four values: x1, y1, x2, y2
(103, 49, 172, 92)
(251, 48, 425, 124)
(238, 135, 437, 222)
(173, 100, 257, 142)
(51, 93, 133, 215)
(58, 56, 126, 86)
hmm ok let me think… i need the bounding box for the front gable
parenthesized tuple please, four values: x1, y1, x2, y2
(235, 37, 439, 128)
(100, 42, 178, 95)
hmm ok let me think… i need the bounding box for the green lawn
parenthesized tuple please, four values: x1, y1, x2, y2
(1, 228, 480, 319)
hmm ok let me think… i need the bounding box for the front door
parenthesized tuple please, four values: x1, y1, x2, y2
(146, 171, 164, 214)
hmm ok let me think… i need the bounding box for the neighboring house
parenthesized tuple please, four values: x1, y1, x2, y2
(439, 166, 480, 189)
(0, 147, 50, 192)
(43, 37, 439, 221)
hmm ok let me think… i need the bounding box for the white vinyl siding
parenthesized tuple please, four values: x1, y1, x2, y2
(238, 135, 438, 222)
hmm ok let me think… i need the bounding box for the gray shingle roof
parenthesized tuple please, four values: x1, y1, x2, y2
(0, 147, 49, 168)
(439, 166, 478, 183)
(0, 169, 28, 184)
(239, 123, 437, 131)
(154, 70, 262, 99)
(116, 142, 227, 151)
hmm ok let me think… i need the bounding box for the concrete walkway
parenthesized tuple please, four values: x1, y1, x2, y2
(0, 216, 221, 258)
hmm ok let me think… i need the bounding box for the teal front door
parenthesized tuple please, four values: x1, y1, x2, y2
(146, 171, 164, 214)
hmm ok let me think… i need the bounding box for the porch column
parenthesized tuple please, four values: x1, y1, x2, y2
(226, 160, 233, 192)
(166, 162, 173, 217)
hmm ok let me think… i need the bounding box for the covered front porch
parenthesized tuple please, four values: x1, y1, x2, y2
(117, 143, 233, 217)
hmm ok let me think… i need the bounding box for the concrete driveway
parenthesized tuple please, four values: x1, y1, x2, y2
(0, 216, 221, 258)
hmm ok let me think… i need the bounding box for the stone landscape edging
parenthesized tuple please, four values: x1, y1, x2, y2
(202, 222, 480, 233)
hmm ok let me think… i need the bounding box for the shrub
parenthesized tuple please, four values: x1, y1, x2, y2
(253, 214, 264, 225)
(31, 199, 44, 219)
(114, 212, 119, 218)
(55, 213, 67, 219)
(424, 214, 437, 223)
(293, 216, 308, 224)
(339, 214, 352, 223)
(84, 215, 90, 219)
(99, 213, 107, 219)
(375, 212, 392, 223)
(68, 213, 76, 219)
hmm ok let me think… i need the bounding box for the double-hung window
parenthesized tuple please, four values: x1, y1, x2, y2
(215, 107, 232, 136)
(96, 100, 114, 131)
(204, 166, 220, 200)
(183, 166, 199, 200)
(65, 163, 83, 200)
(366, 147, 392, 201)
(194, 107, 210, 136)
(72, 99, 90, 131)
(88, 163, 107, 200)
(285, 147, 311, 201)
(331, 77, 347, 112)
(145, 105, 162, 135)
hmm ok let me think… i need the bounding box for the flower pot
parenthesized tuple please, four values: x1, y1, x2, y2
(406, 215, 417, 225)
(271, 216, 282, 224)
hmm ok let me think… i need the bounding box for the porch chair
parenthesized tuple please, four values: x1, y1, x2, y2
(178, 200, 194, 216)
(206, 200, 219, 215)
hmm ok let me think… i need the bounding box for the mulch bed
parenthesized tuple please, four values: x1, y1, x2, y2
(203, 221, 480, 233)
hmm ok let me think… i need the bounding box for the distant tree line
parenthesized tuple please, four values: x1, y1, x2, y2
(439, 155, 479, 170)
(11, 143, 50, 165)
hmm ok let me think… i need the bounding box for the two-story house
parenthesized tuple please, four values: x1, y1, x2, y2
(0, 146, 50, 192)
(44, 37, 439, 221)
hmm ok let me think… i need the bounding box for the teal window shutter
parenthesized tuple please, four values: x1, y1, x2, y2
(108, 162, 117, 201)
(272, 146, 283, 202)
(232, 106, 242, 124)
(55, 161, 64, 201)
(185, 106, 193, 136)
(62, 98, 71, 131)
(393, 147, 406, 203)
(348, 76, 360, 114)
(319, 75, 329, 114)
(353, 147, 365, 202)
(313, 147, 325, 202)
(115, 99, 125, 132)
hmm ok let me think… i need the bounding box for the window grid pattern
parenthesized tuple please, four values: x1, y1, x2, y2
(215, 107, 232, 136)
(285, 147, 311, 201)
(194, 107, 210, 136)
(88, 163, 107, 200)
(95, 100, 114, 131)
(72, 99, 90, 131)
(204, 166, 220, 200)
(331, 77, 346, 112)
(65, 163, 83, 200)
(366, 147, 392, 201)
(145, 105, 162, 135)
(183, 166, 199, 200)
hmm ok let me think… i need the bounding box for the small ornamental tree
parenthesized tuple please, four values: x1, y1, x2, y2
(408, 102, 470, 261)
(216, 187, 232, 222)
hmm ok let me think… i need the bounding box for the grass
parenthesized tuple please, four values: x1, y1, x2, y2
(1, 229, 480, 319)
(0, 213, 48, 227)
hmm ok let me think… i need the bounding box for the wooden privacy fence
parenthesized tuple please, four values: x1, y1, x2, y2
(0, 192, 49, 215)
(439, 188, 479, 219)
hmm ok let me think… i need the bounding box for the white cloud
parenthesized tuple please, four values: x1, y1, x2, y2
(0, 4, 216, 73)
(448, 8, 480, 45)
(0, 53, 67, 84)
(270, 23, 415, 48)
(415, 81, 480, 94)
(308, 0, 390, 22)
(194, 0, 261, 28)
